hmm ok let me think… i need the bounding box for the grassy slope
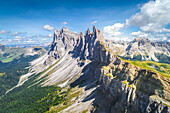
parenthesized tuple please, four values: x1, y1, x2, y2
(125, 60, 170, 78)
(0, 46, 46, 63)
(0, 55, 39, 96)
(0, 53, 23, 63)
(0, 78, 66, 113)
(0, 60, 71, 113)
(0, 46, 47, 96)
(0, 73, 5, 76)
(0, 47, 25, 63)
(101, 42, 170, 79)
(0, 43, 169, 112)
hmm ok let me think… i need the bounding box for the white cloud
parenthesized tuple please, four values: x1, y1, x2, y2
(126, 0, 170, 33)
(12, 32, 27, 36)
(25, 40, 35, 43)
(153, 33, 170, 41)
(162, 37, 167, 41)
(15, 36, 22, 39)
(8, 39, 12, 42)
(24, 39, 35, 43)
(48, 34, 53, 37)
(32, 34, 53, 38)
(130, 31, 149, 38)
(90, 21, 97, 24)
(43, 25, 54, 31)
(103, 23, 124, 37)
(42, 38, 48, 41)
(0, 30, 10, 34)
(12, 32, 20, 36)
(61, 22, 67, 26)
(13, 38, 21, 41)
(110, 36, 131, 42)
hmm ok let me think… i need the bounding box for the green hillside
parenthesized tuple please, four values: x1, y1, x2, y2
(126, 60, 170, 78)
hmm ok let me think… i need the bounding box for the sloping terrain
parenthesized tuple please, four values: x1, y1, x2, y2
(123, 60, 170, 78)
(105, 38, 170, 64)
(0, 46, 47, 96)
(0, 26, 169, 113)
(0, 45, 46, 63)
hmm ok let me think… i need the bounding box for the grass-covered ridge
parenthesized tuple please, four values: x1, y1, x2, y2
(125, 60, 170, 78)
(0, 53, 23, 63)
(100, 42, 170, 79)
(0, 47, 25, 63)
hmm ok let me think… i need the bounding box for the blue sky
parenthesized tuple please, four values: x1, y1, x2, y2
(0, 0, 170, 45)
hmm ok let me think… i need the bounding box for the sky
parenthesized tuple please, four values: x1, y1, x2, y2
(0, 0, 170, 45)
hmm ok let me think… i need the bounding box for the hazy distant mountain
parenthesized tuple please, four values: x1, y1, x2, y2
(0, 45, 47, 96)
(0, 43, 5, 51)
(0, 45, 47, 63)
(0, 26, 169, 113)
(106, 38, 170, 64)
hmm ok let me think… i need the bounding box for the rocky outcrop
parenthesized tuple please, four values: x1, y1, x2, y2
(73, 26, 111, 63)
(105, 38, 170, 64)
(95, 62, 170, 113)
(27, 26, 170, 112)
(48, 27, 79, 59)
(95, 75, 169, 113)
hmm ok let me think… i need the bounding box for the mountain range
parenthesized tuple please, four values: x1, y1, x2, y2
(0, 26, 169, 113)
(105, 38, 170, 64)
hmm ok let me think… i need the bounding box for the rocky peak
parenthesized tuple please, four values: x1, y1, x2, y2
(75, 26, 108, 61)
(54, 30, 60, 35)
(80, 32, 84, 36)
(132, 37, 150, 44)
(85, 29, 91, 37)
(48, 27, 79, 59)
(28, 26, 170, 113)
(93, 25, 97, 33)
(85, 26, 105, 43)
(49, 26, 110, 63)
(61, 27, 70, 33)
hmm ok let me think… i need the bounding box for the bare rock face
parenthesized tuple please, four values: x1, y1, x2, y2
(73, 26, 109, 62)
(48, 26, 110, 63)
(48, 27, 79, 59)
(29, 26, 170, 113)
(96, 61, 170, 113)
(105, 38, 170, 64)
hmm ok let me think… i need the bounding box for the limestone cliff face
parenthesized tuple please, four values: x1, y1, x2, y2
(32, 26, 170, 112)
(97, 61, 170, 113)
(73, 26, 111, 63)
(48, 27, 79, 59)
(49, 26, 109, 62)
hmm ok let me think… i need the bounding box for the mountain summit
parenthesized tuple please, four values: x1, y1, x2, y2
(2, 26, 170, 113)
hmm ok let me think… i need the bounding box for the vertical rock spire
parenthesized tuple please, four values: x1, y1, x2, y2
(86, 28, 91, 36)
(93, 25, 98, 33)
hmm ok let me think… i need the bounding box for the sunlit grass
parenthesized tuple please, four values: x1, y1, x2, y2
(0, 73, 5, 76)
(125, 60, 170, 78)
(0, 53, 22, 63)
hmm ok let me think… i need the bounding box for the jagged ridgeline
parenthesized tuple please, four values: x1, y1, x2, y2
(0, 26, 169, 113)
(105, 37, 170, 64)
